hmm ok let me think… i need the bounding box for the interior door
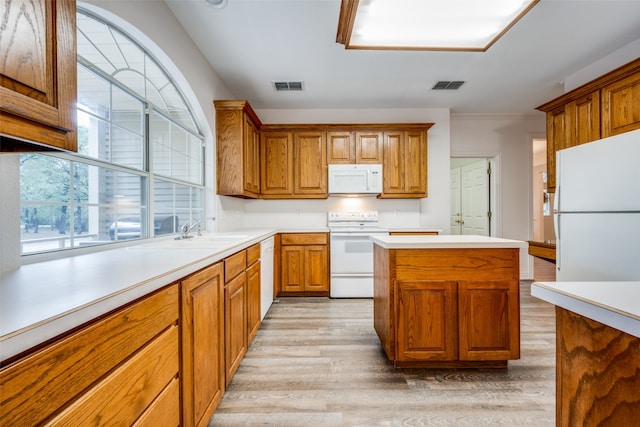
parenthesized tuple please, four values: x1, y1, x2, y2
(461, 159, 489, 236)
(450, 168, 462, 234)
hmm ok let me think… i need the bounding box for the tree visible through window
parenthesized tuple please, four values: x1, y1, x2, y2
(20, 9, 204, 255)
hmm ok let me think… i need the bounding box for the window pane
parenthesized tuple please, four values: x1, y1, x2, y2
(20, 10, 206, 256)
(150, 110, 203, 185)
(153, 180, 204, 236)
(20, 155, 71, 203)
(112, 85, 143, 136)
(77, 65, 110, 120)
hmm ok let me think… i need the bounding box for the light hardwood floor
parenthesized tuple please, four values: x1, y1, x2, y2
(209, 281, 556, 426)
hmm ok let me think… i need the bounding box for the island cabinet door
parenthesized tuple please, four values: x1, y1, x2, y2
(396, 281, 458, 361)
(457, 280, 520, 361)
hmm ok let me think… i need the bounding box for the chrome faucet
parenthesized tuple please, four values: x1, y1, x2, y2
(176, 220, 202, 240)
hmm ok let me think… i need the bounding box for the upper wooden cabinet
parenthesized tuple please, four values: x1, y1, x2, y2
(0, 0, 77, 152)
(381, 128, 429, 198)
(214, 100, 262, 198)
(601, 72, 640, 137)
(537, 58, 640, 192)
(215, 100, 433, 199)
(327, 131, 354, 163)
(261, 127, 327, 199)
(327, 130, 383, 164)
(293, 131, 327, 196)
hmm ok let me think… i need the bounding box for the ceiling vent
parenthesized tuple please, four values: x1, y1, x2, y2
(432, 81, 465, 90)
(273, 81, 304, 91)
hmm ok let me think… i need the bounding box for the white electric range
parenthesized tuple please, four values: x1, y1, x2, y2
(327, 211, 388, 298)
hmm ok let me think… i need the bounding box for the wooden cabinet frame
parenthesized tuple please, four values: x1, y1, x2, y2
(537, 58, 640, 193)
(1, 0, 77, 152)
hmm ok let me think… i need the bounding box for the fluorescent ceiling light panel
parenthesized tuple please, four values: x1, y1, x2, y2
(337, 0, 539, 51)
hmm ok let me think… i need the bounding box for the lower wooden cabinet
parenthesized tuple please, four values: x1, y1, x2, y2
(0, 285, 180, 426)
(396, 279, 519, 364)
(246, 262, 261, 343)
(181, 263, 225, 427)
(555, 307, 640, 426)
(224, 265, 247, 387)
(279, 233, 329, 296)
(375, 246, 520, 368)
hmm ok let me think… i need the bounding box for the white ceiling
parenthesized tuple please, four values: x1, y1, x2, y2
(165, 0, 640, 115)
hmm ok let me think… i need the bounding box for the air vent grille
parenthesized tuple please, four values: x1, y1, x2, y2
(432, 81, 465, 90)
(273, 81, 304, 91)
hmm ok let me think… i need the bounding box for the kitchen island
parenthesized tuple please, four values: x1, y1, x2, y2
(371, 234, 527, 368)
(531, 281, 640, 426)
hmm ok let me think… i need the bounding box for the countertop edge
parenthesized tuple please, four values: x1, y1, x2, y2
(531, 281, 640, 338)
(1, 228, 301, 361)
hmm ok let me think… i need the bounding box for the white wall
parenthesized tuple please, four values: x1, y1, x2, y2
(451, 114, 545, 240)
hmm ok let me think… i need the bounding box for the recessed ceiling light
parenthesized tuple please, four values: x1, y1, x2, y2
(205, 0, 227, 9)
(337, 0, 539, 51)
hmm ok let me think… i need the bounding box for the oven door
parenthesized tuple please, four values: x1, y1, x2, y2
(330, 232, 377, 274)
(329, 232, 386, 298)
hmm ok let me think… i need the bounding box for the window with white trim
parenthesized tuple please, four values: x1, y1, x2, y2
(20, 9, 205, 256)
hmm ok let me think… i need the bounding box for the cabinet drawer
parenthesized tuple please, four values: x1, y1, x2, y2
(0, 285, 179, 426)
(280, 233, 327, 245)
(247, 242, 261, 266)
(225, 250, 247, 282)
(48, 325, 179, 426)
(133, 377, 180, 427)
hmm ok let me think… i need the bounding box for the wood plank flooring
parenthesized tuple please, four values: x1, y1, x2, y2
(209, 282, 556, 426)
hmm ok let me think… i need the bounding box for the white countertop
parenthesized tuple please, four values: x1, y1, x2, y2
(531, 281, 640, 338)
(370, 234, 527, 249)
(0, 228, 286, 361)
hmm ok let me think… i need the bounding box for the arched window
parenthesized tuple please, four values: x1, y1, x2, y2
(20, 9, 205, 256)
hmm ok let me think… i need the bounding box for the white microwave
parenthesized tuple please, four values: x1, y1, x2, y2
(328, 164, 383, 195)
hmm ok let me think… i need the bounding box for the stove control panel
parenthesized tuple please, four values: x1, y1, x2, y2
(328, 211, 379, 222)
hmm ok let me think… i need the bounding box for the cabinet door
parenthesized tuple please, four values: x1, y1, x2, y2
(601, 73, 640, 137)
(181, 263, 224, 427)
(327, 131, 354, 163)
(403, 130, 427, 196)
(457, 280, 520, 361)
(294, 132, 327, 196)
(304, 245, 328, 292)
(261, 131, 293, 196)
(0, 0, 77, 151)
(281, 245, 305, 292)
(246, 261, 261, 345)
(355, 131, 383, 163)
(224, 272, 247, 386)
(396, 281, 458, 362)
(243, 116, 261, 194)
(382, 130, 404, 194)
(566, 93, 600, 148)
(546, 107, 566, 192)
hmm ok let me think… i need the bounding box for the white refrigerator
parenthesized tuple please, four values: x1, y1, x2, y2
(555, 129, 640, 281)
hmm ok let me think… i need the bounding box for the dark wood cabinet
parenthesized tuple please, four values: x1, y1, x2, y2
(0, 0, 77, 152)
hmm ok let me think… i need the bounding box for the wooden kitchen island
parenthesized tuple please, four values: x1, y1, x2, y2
(371, 235, 527, 368)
